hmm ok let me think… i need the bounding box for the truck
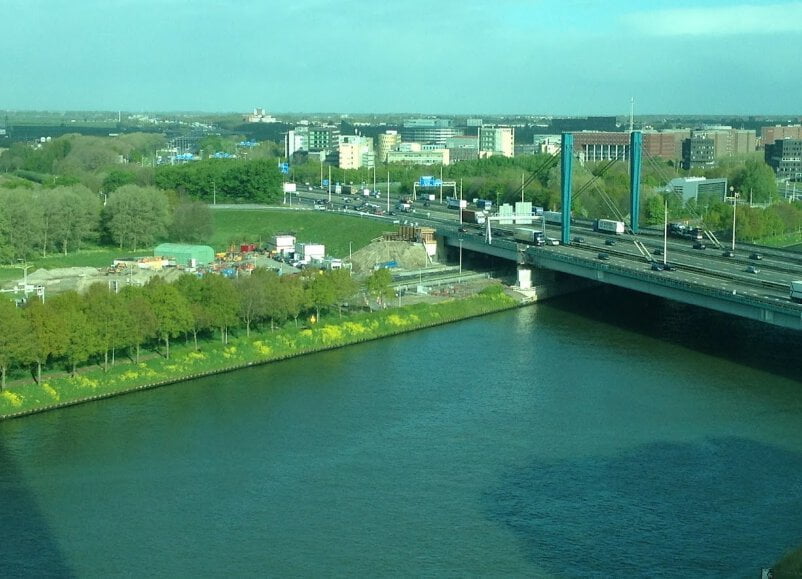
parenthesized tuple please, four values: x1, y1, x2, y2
(514, 227, 545, 245)
(791, 281, 802, 303)
(668, 222, 704, 241)
(446, 197, 468, 210)
(475, 199, 493, 210)
(543, 210, 563, 224)
(595, 218, 625, 235)
(461, 209, 486, 224)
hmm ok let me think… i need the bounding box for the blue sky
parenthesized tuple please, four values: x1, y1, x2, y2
(3, 0, 801, 115)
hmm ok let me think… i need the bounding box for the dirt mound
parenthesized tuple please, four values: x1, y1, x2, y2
(350, 240, 431, 275)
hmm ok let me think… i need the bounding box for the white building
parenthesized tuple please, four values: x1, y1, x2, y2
(295, 243, 326, 263)
(338, 135, 374, 169)
(478, 125, 515, 158)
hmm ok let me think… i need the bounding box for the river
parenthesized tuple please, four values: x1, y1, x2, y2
(2, 286, 802, 577)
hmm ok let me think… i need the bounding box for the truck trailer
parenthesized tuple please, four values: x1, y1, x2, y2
(513, 228, 545, 245)
(446, 197, 468, 210)
(595, 219, 625, 235)
(461, 209, 486, 224)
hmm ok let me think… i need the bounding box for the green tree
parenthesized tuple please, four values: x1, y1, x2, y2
(121, 287, 158, 363)
(0, 300, 31, 389)
(0, 189, 45, 261)
(144, 278, 193, 359)
(50, 291, 97, 376)
(282, 273, 309, 328)
(732, 159, 778, 204)
(170, 200, 214, 243)
(102, 169, 138, 193)
(235, 269, 271, 336)
(201, 274, 240, 344)
(103, 185, 171, 250)
(84, 283, 132, 371)
(23, 298, 68, 384)
(366, 268, 395, 307)
(174, 273, 209, 350)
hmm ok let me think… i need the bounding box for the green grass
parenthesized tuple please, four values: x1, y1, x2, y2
(210, 209, 392, 256)
(756, 231, 802, 249)
(773, 545, 802, 578)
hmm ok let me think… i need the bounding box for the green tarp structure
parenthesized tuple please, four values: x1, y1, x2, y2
(154, 243, 215, 266)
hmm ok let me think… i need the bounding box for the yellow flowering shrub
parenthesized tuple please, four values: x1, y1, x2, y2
(386, 314, 407, 327)
(1, 390, 23, 408)
(320, 325, 344, 344)
(252, 340, 272, 357)
(72, 375, 99, 390)
(341, 322, 368, 336)
(42, 383, 59, 401)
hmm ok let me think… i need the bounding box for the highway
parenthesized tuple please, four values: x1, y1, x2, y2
(276, 187, 802, 310)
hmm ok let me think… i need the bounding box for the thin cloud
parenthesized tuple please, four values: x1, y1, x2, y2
(625, 2, 802, 36)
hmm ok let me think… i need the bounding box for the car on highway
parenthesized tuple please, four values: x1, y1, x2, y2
(693, 242, 706, 250)
(652, 247, 663, 256)
(651, 262, 664, 271)
(597, 252, 610, 260)
(746, 265, 760, 274)
(605, 238, 617, 246)
(573, 236, 585, 244)
(750, 252, 763, 260)
(722, 250, 735, 257)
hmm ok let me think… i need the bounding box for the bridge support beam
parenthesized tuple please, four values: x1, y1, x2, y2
(629, 130, 642, 234)
(560, 133, 573, 244)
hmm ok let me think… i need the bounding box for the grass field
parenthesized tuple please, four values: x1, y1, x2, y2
(209, 208, 393, 256)
(1, 209, 393, 286)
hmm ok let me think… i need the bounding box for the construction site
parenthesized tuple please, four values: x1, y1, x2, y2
(0, 224, 502, 302)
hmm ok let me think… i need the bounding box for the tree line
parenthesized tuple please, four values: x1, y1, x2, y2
(0, 184, 214, 261)
(0, 266, 386, 389)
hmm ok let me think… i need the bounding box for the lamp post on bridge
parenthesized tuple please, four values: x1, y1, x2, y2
(730, 186, 738, 252)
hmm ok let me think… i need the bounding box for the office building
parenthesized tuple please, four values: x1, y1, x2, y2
(478, 126, 515, 158)
(377, 130, 401, 163)
(762, 125, 802, 147)
(666, 177, 728, 205)
(400, 118, 461, 147)
(338, 135, 374, 170)
(765, 139, 802, 180)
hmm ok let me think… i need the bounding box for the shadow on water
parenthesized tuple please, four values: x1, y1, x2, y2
(545, 285, 802, 383)
(485, 436, 802, 577)
(0, 439, 73, 577)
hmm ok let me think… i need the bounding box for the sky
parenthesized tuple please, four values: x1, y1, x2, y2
(3, 0, 802, 116)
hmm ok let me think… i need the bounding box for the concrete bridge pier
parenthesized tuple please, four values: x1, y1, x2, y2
(516, 266, 598, 301)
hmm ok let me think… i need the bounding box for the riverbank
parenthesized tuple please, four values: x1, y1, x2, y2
(772, 545, 802, 577)
(0, 285, 521, 420)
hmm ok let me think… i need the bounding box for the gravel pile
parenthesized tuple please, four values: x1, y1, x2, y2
(349, 241, 431, 275)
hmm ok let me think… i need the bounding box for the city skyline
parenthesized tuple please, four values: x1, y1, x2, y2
(3, 0, 802, 116)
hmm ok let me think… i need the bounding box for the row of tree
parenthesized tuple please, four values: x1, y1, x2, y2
(0, 184, 214, 261)
(0, 266, 382, 389)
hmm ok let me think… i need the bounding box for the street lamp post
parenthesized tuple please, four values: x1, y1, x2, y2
(458, 237, 463, 282)
(730, 187, 738, 251)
